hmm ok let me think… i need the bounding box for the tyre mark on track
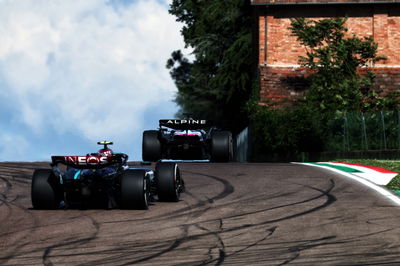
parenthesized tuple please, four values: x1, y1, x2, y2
(109, 220, 224, 265)
(161, 177, 337, 265)
(195, 220, 226, 266)
(152, 170, 234, 220)
(0, 216, 86, 239)
(0, 174, 33, 240)
(42, 214, 101, 266)
(0, 175, 22, 250)
(278, 253, 300, 265)
(188, 178, 336, 230)
(0, 176, 12, 201)
(183, 170, 234, 202)
(198, 226, 279, 266)
(0, 205, 39, 265)
(277, 236, 343, 265)
(3, 162, 398, 265)
(10, 176, 31, 185)
(102, 172, 337, 265)
(101, 170, 233, 225)
(119, 225, 190, 266)
(89, 167, 234, 230)
(138, 170, 236, 222)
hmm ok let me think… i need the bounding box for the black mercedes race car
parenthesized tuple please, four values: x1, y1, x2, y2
(31, 141, 184, 210)
(142, 119, 232, 162)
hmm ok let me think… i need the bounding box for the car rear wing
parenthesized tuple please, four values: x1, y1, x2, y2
(51, 154, 128, 169)
(159, 119, 211, 130)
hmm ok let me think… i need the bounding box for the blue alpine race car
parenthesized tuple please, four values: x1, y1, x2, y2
(142, 119, 233, 162)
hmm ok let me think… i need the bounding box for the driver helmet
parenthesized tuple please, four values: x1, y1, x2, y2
(98, 148, 113, 157)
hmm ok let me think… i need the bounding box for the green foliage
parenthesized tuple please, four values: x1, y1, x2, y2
(248, 102, 325, 161)
(290, 17, 388, 113)
(362, 90, 400, 111)
(246, 17, 400, 162)
(167, 0, 254, 132)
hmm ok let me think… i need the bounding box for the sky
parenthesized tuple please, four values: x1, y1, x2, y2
(0, 0, 188, 161)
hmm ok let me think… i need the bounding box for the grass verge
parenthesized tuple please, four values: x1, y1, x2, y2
(331, 159, 400, 191)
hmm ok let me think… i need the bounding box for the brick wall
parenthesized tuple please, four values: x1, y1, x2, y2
(260, 66, 400, 107)
(367, 68, 400, 94)
(256, 4, 400, 106)
(259, 66, 309, 107)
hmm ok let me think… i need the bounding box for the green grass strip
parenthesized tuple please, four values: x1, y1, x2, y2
(394, 190, 400, 195)
(307, 162, 362, 173)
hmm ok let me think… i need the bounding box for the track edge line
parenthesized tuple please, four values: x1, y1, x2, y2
(292, 162, 400, 206)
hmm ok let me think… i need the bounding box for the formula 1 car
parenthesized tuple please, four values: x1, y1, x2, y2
(31, 141, 184, 210)
(142, 119, 232, 162)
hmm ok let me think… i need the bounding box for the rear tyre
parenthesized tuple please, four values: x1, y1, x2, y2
(210, 131, 232, 162)
(31, 169, 61, 209)
(142, 130, 161, 162)
(156, 162, 183, 202)
(120, 169, 149, 210)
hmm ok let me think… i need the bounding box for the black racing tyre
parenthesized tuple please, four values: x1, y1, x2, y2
(142, 130, 161, 162)
(31, 169, 61, 209)
(210, 131, 232, 162)
(155, 162, 183, 202)
(120, 169, 149, 210)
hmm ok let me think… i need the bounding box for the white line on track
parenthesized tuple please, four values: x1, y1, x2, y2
(293, 162, 400, 206)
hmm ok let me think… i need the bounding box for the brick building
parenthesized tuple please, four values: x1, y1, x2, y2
(251, 0, 400, 107)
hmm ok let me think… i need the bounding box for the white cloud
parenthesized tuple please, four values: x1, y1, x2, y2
(0, 133, 29, 161)
(0, 0, 187, 160)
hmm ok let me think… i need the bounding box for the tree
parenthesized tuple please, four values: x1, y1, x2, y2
(167, 0, 254, 132)
(289, 17, 387, 113)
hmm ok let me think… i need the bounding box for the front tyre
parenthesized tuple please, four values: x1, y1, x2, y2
(210, 131, 232, 162)
(120, 169, 149, 210)
(31, 169, 62, 209)
(142, 130, 161, 162)
(156, 162, 183, 202)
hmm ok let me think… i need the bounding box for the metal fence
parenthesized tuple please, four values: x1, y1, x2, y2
(235, 111, 400, 162)
(326, 111, 400, 152)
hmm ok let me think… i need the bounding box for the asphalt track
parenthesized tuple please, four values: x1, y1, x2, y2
(1, 162, 400, 265)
